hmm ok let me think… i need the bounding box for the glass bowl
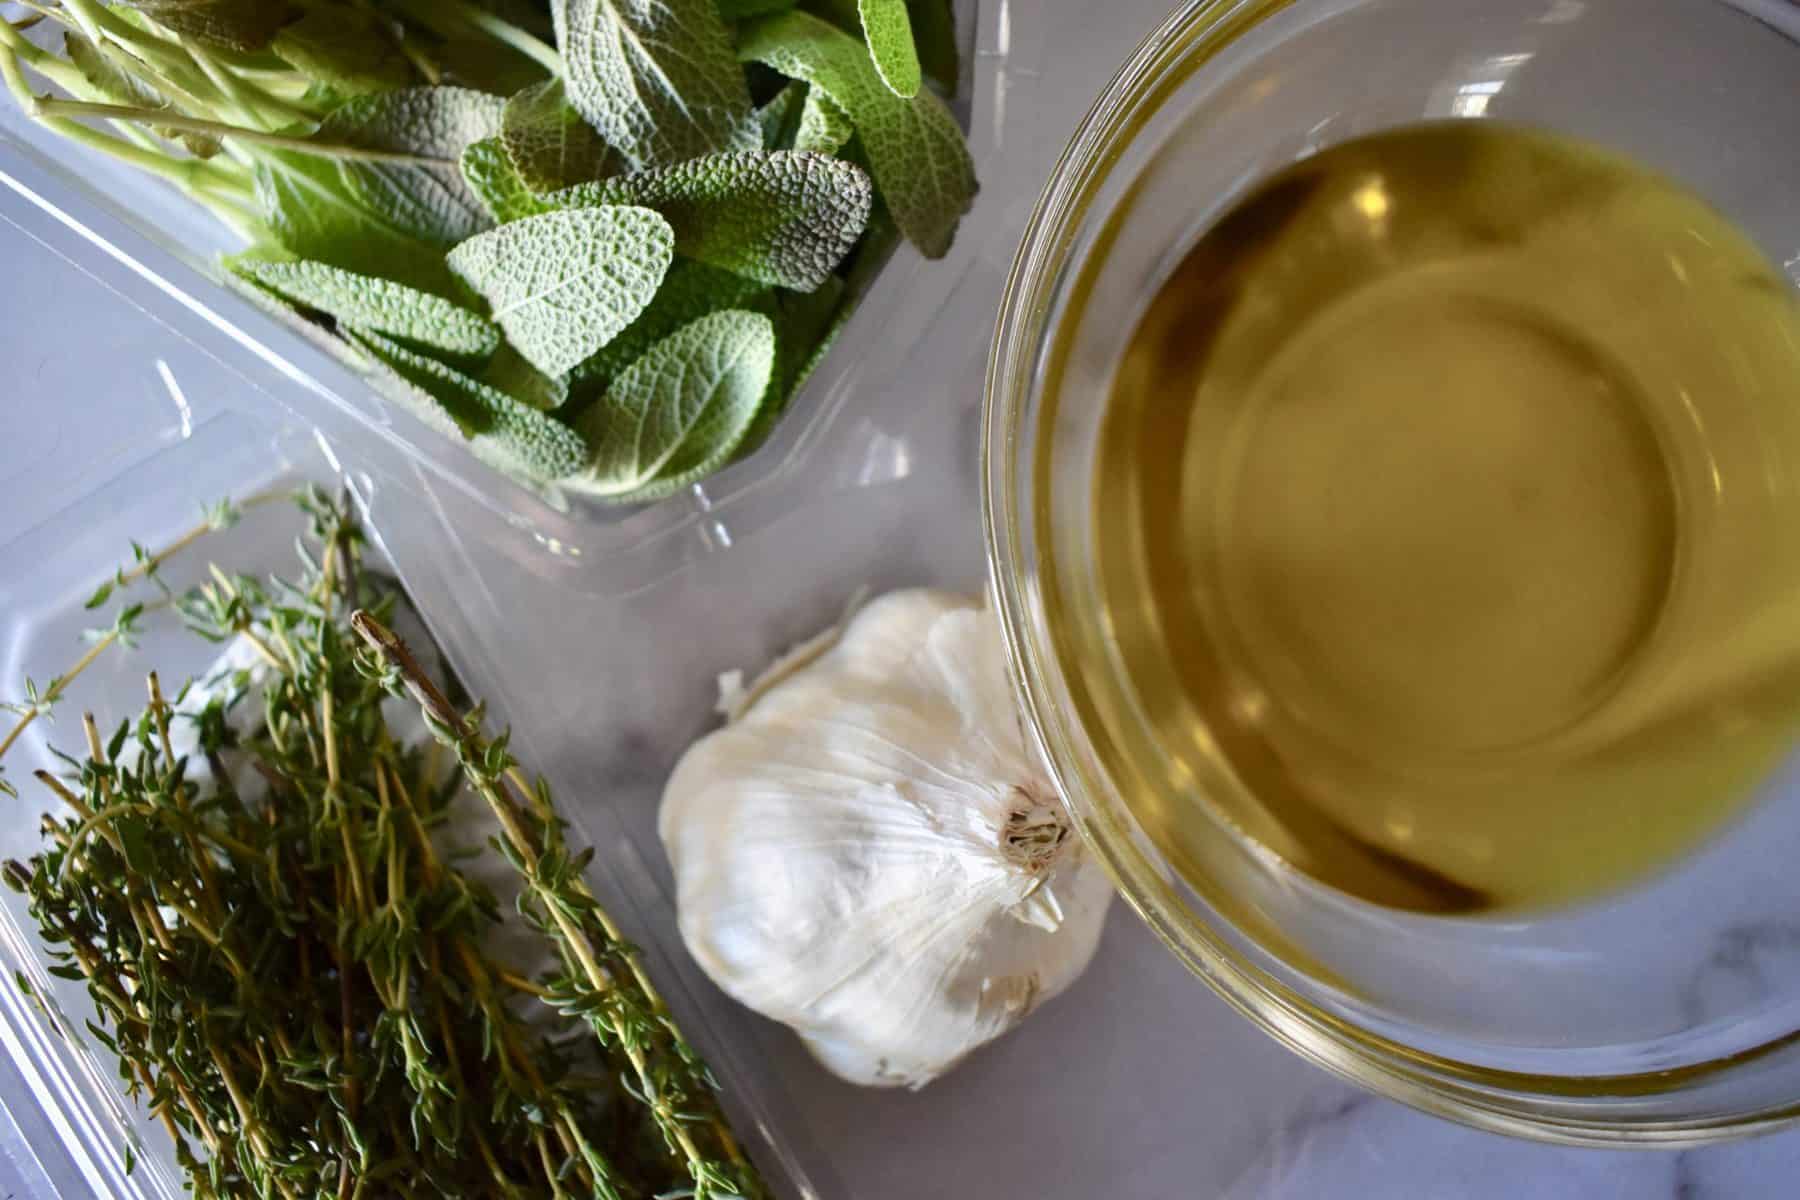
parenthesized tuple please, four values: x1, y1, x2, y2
(984, 0, 1800, 1146)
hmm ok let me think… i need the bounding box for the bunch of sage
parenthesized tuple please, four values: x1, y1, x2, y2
(0, 0, 975, 502)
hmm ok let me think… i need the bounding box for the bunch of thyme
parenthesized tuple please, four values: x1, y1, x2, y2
(0, 488, 764, 1199)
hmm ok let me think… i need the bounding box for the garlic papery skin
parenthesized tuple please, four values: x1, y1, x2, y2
(660, 589, 1114, 1088)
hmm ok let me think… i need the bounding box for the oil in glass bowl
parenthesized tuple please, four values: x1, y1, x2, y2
(1091, 121, 1800, 913)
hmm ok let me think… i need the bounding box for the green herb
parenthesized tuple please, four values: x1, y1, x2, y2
(316, 86, 507, 245)
(252, 147, 460, 295)
(429, 35, 554, 97)
(481, 341, 571, 411)
(567, 260, 770, 405)
(553, 149, 872, 291)
(269, 8, 414, 99)
(229, 257, 502, 358)
(0, 490, 766, 1199)
(552, 0, 753, 169)
(720, 0, 797, 17)
(905, 0, 961, 95)
(356, 609, 761, 1196)
(857, 0, 921, 98)
(753, 273, 847, 446)
(500, 77, 615, 192)
(62, 30, 220, 156)
(446, 205, 674, 377)
(120, 0, 293, 51)
(740, 9, 975, 257)
(755, 81, 806, 150)
(350, 328, 592, 479)
(460, 135, 543, 224)
(570, 309, 776, 499)
(794, 88, 853, 156)
(0, 0, 971, 504)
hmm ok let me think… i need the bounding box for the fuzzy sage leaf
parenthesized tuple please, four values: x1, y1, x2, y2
(859, 0, 923, 98)
(740, 10, 975, 257)
(501, 78, 617, 193)
(252, 148, 457, 296)
(319, 87, 508, 246)
(481, 342, 570, 411)
(795, 88, 854, 157)
(429, 35, 552, 96)
(229, 257, 501, 357)
(746, 274, 847, 449)
(552, 0, 756, 169)
(459, 137, 542, 225)
(568, 260, 769, 403)
(63, 31, 222, 158)
(718, 0, 796, 15)
(447, 206, 674, 377)
(907, 0, 962, 94)
(553, 149, 871, 292)
(118, 0, 293, 51)
(756, 83, 806, 150)
(571, 309, 776, 500)
(271, 7, 414, 98)
(350, 329, 590, 480)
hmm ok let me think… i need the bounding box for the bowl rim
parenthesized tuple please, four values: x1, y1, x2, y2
(979, 0, 1800, 1147)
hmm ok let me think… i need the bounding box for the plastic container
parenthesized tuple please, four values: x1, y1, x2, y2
(1, 3, 1360, 1198)
(5, 3, 991, 598)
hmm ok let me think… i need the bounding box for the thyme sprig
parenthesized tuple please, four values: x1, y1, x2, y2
(1, 488, 762, 1198)
(354, 614, 761, 1200)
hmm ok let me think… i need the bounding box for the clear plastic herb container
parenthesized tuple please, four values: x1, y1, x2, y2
(1, 0, 985, 599)
(0, 2, 1367, 1198)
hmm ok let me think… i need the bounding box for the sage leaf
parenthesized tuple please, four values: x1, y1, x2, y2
(64, 32, 220, 157)
(785, 278, 853, 393)
(229, 258, 501, 357)
(571, 310, 775, 500)
(775, 274, 846, 395)
(740, 10, 975, 256)
(719, 0, 796, 15)
(906, 0, 961, 95)
(320, 87, 507, 246)
(349, 329, 590, 480)
(554, 150, 870, 291)
(858, 0, 922, 98)
(481, 342, 570, 411)
(223, 267, 382, 374)
(794, 88, 852, 156)
(569, 260, 768, 402)
(743, 274, 844, 451)
(501, 79, 617, 193)
(798, 0, 860, 29)
(63, 32, 158, 108)
(552, 0, 756, 169)
(757, 83, 806, 150)
(271, 7, 414, 98)
(118, 0, 293, 51)
(460, 138, 544, 224)
(446, 206, 674, 376)
(253, 149, 456, 295)
(750, 202, 891, 440)
(430, 37, 551, 96)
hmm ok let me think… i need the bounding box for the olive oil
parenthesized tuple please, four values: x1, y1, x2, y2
(1091, 122, 1800, 912)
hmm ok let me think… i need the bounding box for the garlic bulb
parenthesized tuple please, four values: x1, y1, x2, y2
(660, 589, 1114, 1088)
